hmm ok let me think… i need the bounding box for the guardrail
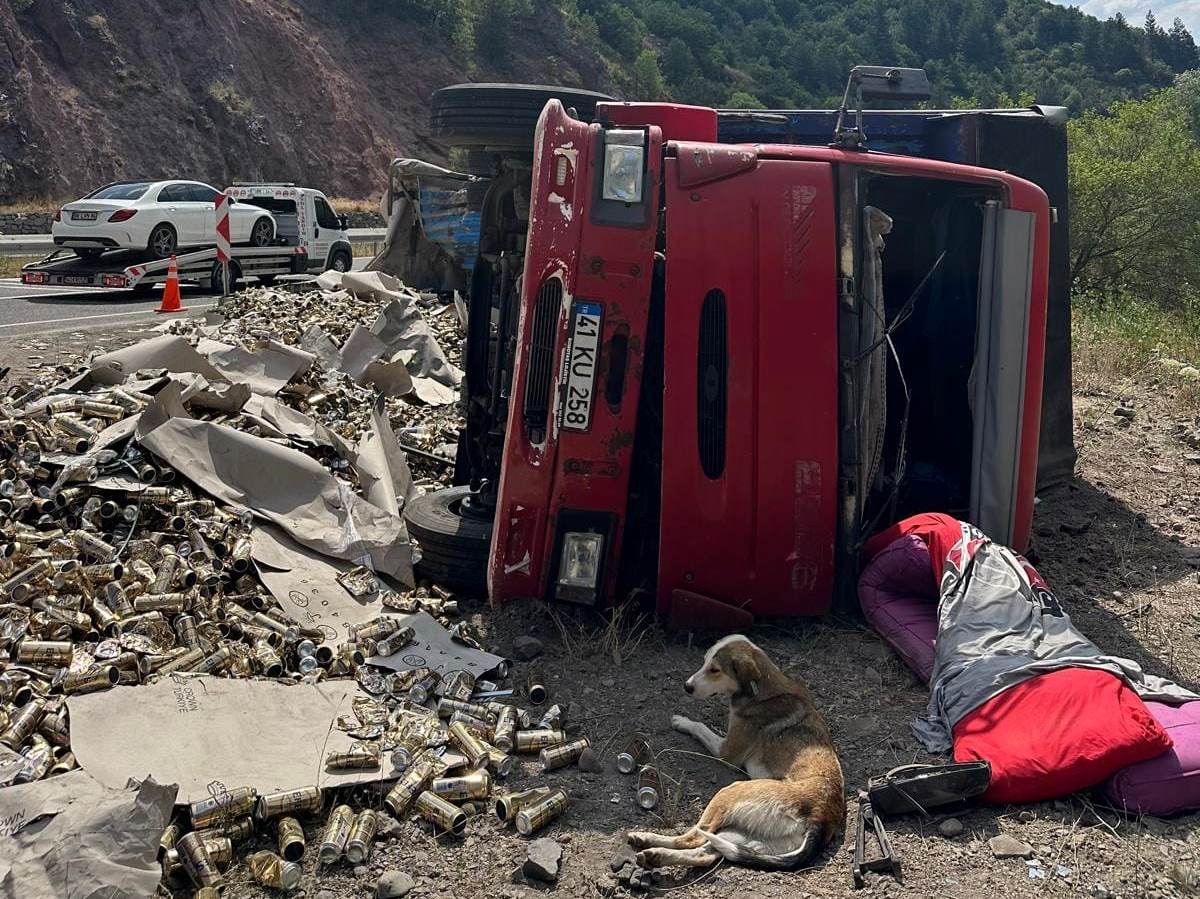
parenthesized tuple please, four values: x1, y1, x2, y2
(0, 229, 388, 257)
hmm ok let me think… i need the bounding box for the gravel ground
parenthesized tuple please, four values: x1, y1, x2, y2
(1, 319, 1198, 899)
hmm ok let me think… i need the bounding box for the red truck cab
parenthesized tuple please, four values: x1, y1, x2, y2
(488, 99, 1049, 625)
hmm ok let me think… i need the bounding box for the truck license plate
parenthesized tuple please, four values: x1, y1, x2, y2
(560, 301, 602, 432)
(71, 211, 97, 221)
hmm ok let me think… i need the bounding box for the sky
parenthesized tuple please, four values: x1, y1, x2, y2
(1052, 1, 1200, 34)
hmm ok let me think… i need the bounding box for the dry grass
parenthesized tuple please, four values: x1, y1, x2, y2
(0, 200, 59, 215)
(328, 196, 380, 215)
(547, 600, 657, 667)
(0, 256, 39, 278)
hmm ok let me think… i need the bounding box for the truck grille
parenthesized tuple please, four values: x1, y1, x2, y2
(697, 289, 727, 479)
(523, 278, 562, 441)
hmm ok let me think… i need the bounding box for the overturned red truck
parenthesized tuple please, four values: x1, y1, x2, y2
(402, 70, 1053, 628)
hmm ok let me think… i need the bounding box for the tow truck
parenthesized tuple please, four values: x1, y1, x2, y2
(20, 245, 310, 294)
(395, 71, 1057, 627)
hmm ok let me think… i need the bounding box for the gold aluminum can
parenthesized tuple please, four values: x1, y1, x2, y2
(537, 703, 565, 729)
(325, 746, 381, 770)
(515, 788, 569, 836)
(374, 625, 415, 657)
(449, 711, 494, 738)
(0, 699, 45, 749)
(389, 729, 426, 770)
(384, 756, 437, 816)
(195, 646, 234, 675)
(14, 639, 72, 666)
(437, 697, 493, 721)
(193, 888, 220, 899)
(62, 665, 119, 695)
(414, 790, 467, 836)
(318, 803, 354, 864)
(440, 669, 475, 702)
(448, 721, 490, 768)
(247, 849, 302, 891)
(514, 728, 566, 753)
(617, 736, 650, 774)
(350, 617, 400, 642)
(193, 816, 254, 843)
(133, 592, 188, 614)
(540, 737, 590, 772)
(155, 647, 205, 675)
(103, 582, 134, 616)
(202, 836, 233, 869)
(69, 529, 116, 562)
(408, 670, 441, 704)
(190, 785, 257, 829)
(494, 787, 555, 823)
(527, 679, 547, 705)
(345, 808, 378, 864)
(277, 815, 306, 862)
(177, 831, 222, 887)
(637, 765, 662, 809)
(39, 708, 70, 747)
(431, 767, 490, 801)
(492, 705, 517, 752)
(485, 746, 518, 778)
(2, 558, 52, 594)
(158, 821, 181, 861)
(175, 614, 200, 649)
(255, 785, 323, 820)
(251, 640, 283, 677)
(48, 749, 77, 776)
(16, 734, 53, 783)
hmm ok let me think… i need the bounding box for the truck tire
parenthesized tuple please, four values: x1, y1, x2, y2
(249, 217, 275, 247)
(431, 83, 614, 148)
(404, 485, 492, 594)
(148, 224, 177, 259)
(329, 249, 352, 273)
(208, 260, 242, 294)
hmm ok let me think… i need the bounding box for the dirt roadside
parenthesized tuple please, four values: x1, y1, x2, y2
(1, 324, 1197, 899)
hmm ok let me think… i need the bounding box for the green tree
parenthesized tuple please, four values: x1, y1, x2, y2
(632, 48, 665, 99)
(727, 90, 765, 108)
(1068, 87, 1200, 304)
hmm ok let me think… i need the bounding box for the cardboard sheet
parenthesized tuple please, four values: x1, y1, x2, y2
(338, 325, 388, 381)
(206, 341, 313, 396)
(300, 324, 343, 370)
(354, 398, 415, 517)
(88, 334, 226, 386)
(0, 772, 175, 899)
(137, 412, 412, 582)
(367, 611, 506, 678)
(370, 296, 463, 388)
(68, 678, 392, 802)
(251, 524, 380, 640)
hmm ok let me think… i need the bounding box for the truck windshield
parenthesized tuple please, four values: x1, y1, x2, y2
(87, 182, 151, 200)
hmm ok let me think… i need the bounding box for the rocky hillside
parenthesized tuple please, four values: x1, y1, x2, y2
(0, 0, 610, 202)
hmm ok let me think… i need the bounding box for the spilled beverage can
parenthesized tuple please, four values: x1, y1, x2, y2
(414, 790, 467, 836)
(539, 737, 590, 772)
(637, 765, 662, 809)
(515, 789, 569, 836)
(616, 736, 650, 774)
(317, 804, 354, 864)
(345, 808, 378, 863)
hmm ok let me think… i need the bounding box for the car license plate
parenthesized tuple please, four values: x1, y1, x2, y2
(71, 211, 97, 221)
(560, 301, 602, 432)
(62, 275, 91, 285)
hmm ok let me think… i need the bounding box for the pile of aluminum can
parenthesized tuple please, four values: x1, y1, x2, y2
(0, 285, 596, 895)
(158, 662, 591, 893)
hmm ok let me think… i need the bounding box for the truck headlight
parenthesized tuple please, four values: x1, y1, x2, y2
(557, 532, 604, 589)
(601, 131, 645, 203)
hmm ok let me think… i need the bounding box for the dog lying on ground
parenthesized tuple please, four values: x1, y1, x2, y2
(627, 635, 845, 870)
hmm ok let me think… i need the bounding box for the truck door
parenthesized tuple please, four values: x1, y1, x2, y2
(969, 201, 1036, 546)
(658, 148, 839, 618)
(311, 195, 338, 271)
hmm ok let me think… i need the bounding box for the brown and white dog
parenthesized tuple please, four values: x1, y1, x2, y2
(627, 635, 844, 870)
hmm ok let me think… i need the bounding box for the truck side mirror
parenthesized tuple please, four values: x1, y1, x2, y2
(338, 215, 348, 230)
(834, 66, 931, 150)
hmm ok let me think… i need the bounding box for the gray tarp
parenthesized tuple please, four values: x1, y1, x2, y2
(915, 522, 1198, 752)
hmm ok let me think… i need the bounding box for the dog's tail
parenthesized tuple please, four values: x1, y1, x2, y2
(695, 823, 822, 870)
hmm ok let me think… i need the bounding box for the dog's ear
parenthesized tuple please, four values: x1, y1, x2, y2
(732, 653, 761, 697)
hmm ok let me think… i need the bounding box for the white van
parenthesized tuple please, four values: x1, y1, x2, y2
(226, 183, 354, 273)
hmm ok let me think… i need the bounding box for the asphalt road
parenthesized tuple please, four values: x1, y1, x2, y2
(0, 257, 370, 337)
(0, 278, 218, 336)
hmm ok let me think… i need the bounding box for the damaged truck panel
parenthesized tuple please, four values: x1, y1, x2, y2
(658, 153, 840, 618)
(489, 100, 664, 606)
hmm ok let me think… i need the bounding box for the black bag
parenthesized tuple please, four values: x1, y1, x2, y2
(867, 761, 991, 817)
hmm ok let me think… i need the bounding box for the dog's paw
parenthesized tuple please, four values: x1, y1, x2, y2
(636, 849, 666, 869)
(671, 714, 695, 734)
(626, 831, 654, 849)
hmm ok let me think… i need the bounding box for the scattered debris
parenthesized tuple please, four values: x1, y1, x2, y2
(989, 834, 1035, 859)
(938, 817, 963, 838)
(511, 635, 543, 661)
(523, 837, 563, 882)
(578, 746, 604, 773)
(376, 869, 416, 899)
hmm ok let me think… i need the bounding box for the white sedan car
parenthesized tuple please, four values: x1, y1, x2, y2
(52, 180, 276, 260)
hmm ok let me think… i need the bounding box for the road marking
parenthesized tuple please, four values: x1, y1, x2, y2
(0, 303, 216, 330)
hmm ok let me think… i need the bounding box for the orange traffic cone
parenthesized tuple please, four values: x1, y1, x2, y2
(155, 255, 187, 314)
